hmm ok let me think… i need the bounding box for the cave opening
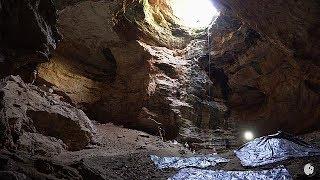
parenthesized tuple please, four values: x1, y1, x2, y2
(170, 0, 220, 28)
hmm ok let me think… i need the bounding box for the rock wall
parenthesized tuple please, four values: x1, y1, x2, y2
(214, 0, 320, 62)
(0, 0, 61, 78)
(114, 0, 194, 48)
(36, 0, 216, 141)
(33, 0, 320, 142)
(207, 1, 320, 135)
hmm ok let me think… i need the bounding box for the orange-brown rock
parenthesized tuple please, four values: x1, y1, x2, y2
(37, 1, 220, 141)
(206, 8, 320, 135)
(36, 0, 320, 140)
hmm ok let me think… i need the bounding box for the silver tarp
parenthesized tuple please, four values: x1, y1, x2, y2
(168, 166, 292, 180)
(150, 155, 229, 169)
(235, 131, 320, 167)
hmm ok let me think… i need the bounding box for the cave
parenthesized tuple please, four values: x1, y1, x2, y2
(0, 0, 320, 179)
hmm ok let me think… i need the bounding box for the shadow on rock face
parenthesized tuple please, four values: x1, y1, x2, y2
(0, 0, 61, 74)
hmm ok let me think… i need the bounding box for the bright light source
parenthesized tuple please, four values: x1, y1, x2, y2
(170, 0, 220, 28)
(244, 131, 254, 141)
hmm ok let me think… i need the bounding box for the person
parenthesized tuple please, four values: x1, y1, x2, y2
(31, 70, 37, 84)
(225, 139, 230, 149)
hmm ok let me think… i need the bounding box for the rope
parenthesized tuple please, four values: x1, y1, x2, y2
(207, 18, 216, 98)
(207, 20, 214, 128)
(207, 25, 211, 99)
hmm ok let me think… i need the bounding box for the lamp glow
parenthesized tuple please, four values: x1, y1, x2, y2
(170, 0, 220, 28)
(244, 131, 254, 141)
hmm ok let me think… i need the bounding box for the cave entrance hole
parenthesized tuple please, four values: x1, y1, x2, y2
(170, 0, 220, 29)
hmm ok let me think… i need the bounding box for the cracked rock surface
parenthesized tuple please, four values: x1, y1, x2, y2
(0, 76, 95, 151)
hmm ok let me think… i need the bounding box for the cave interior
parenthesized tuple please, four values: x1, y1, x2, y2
(0, 0, 320, 179)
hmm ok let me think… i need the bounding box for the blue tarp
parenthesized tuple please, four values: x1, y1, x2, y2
(168, 166, 292, 180)
(150, 155, 229, 169)
(235, 131, 320, 167)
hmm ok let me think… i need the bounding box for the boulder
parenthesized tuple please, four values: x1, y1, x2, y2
(0, 171, 27, 180)
(0, 75, 95, 151)
(0, 150, 82, 179)
(17, 132, 67, 157)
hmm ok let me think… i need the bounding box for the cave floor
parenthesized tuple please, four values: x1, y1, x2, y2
(2, 124, 320, 179)
(54, 124, 320, 179)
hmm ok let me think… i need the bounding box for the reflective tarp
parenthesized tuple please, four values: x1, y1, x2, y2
(150, 155, 229, 169)
(168, 166, 292, 180)
(235, 131, 320, 167)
